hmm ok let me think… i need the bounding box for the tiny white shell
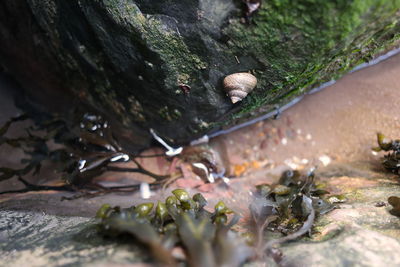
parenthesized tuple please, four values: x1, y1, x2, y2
(223, 72, 257, 103)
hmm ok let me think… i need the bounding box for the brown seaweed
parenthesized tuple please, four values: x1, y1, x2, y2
(249, 169, 334, 262)
(374, 133, 400, 175)
(96, 190, 251, 267)
(0, 111, 172, 197)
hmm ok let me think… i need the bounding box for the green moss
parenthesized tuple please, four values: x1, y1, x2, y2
(222, 0, 400, 124)
(104, 0, 207, 90)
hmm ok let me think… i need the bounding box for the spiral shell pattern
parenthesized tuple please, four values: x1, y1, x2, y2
(223, 72, 257, 103)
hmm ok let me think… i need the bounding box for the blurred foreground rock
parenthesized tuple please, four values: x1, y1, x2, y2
(0, 211, 147, 266)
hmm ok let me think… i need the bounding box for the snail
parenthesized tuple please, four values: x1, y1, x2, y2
(223, 72, 257, 103)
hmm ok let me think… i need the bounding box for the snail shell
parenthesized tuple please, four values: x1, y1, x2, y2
(223, 72, 257, 103)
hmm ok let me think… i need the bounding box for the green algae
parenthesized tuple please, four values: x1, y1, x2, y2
(222, 0, 400, 124)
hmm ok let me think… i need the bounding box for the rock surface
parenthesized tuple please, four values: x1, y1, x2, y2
(0, 210, 148, 266)
(0, 0, 399, 150)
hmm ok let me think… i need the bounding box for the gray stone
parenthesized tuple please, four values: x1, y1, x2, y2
(0, 210, 146, 267)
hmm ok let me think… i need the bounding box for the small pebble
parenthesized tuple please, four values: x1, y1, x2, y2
(140, 183, 152, 199)
(319, 155, 331, 166)
(375, 201, 387, 207)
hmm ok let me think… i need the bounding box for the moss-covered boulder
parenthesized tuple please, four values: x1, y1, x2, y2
(0, 0, 399, 151)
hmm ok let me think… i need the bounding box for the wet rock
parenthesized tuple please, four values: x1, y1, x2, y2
(0, 210, 147, 266)
(281, 227, 400, 267)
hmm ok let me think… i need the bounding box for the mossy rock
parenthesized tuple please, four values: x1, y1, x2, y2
(0, 0, 399, 151)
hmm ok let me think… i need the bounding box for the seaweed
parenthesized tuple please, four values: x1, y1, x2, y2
(88, 163, 339, 265)
(250, 169, 334, 261)
(374, 132, 400, 175)
(374, 133, 400, 218)
(95, 169, 335, 266)
(261, 169, 333, 228)
(0, 109, 235, 197)
(96, 189, 251, 267)
(0, 111, 174, 197)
